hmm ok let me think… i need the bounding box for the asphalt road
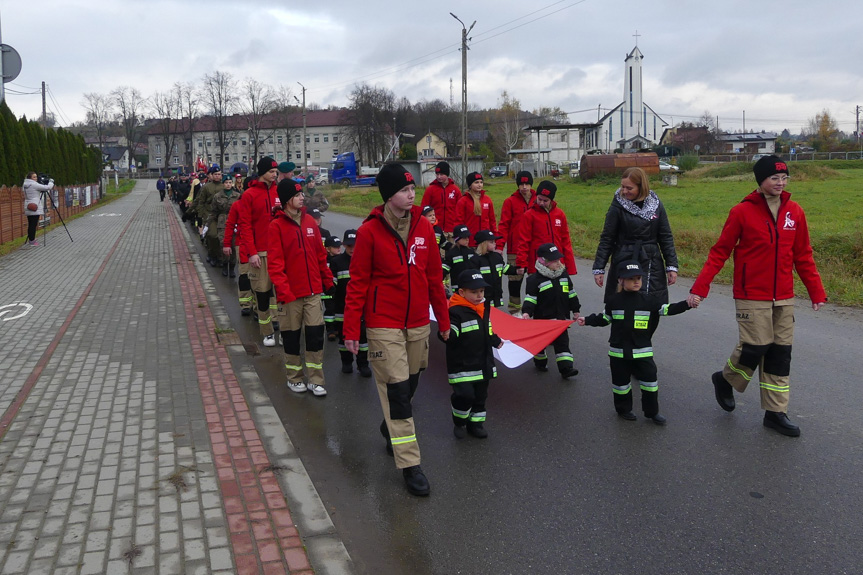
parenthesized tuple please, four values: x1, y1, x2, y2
(199, 208, 863, 575)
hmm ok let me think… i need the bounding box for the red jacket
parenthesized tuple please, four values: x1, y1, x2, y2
(421, 178, 462, 233)
(343, 205, 450, 340)
(496, 188, 535, 252)
(237, 179, 278, 260)
(691, 190, 826, 303)
(267, 210, 333, 304)
(454, 191, 497, 247)
(516, 202, 577, 274)
(222, 200, 247, 263)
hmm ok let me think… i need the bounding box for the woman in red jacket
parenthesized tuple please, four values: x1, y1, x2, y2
(688, 156, 826, 437)
(455, 172, 496, 247)
(268, 178, 334, 397)
(496, 170, 535, 310)
(515, 181, 577, 275)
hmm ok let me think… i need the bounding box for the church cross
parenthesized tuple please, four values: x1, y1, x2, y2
(633, 30, 641, 46)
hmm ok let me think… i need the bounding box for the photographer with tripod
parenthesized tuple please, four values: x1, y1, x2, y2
(22, 172, 54, 247)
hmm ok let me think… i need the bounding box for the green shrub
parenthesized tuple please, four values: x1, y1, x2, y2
(677, 155, 700, 171)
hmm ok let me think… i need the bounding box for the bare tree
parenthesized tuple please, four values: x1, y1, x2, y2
(149, 87, 182, 172)
(532, 106, 569, 125)
(414, 99, 460, 156)
(273, 84, 300, 161)
(81, 92, 114, 159)
(177, 82, 199, 170)
(492, 90, 524, 158)
(111, 86, 146, 171)
(805, 109, 840, 151)
(200, 71, 239, 169)
(345, 83, 395, 166)
(240, 78, 277, 168)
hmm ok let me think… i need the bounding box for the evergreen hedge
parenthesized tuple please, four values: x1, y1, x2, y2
(0, 101, 101, 187)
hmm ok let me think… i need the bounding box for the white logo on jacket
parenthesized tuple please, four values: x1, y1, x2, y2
(306, 227, 316, 236)
(783, 212, 796, 230)
(555, 219, 561, 226)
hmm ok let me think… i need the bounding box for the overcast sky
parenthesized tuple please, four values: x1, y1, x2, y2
(2, 0, 861, 136)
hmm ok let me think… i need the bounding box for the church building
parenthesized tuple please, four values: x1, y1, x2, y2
(588, 45, 668, 152)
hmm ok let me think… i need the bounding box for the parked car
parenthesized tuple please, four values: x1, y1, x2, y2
(659, 161, 679, 172)
(751, 154, 767, 161)
(488, 165, 508, 178)
(568, 161, 580, 177)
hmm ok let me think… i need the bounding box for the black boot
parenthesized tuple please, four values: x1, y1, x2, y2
(560, 367, 579, 379)
(617, 411, 637, 421)
(466, 421, 488, 439)
(712, 371, 736, 412)
(763, 410, 800, 437)
(358, 364, 372, 378)
(380, 420, 393, 456)
(402, 465, 430, 496)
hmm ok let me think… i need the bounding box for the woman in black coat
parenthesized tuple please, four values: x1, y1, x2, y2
(592, 167, 679, 304)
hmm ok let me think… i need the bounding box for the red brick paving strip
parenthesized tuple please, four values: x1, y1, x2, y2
(166, 205, 314, 574)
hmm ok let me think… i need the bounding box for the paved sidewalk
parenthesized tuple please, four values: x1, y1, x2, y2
(0, 182, 352, 574)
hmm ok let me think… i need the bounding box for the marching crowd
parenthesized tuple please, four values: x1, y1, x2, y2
(165, 154, 826, 497)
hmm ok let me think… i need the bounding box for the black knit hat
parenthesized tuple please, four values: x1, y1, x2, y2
(516, 171, 533, 186)
(434, 161, 450, 176)
(536, 180, 557, 200)
(276, 178, 304, 205)
(466, 172, 483, 187)
(753, 155, 789, 185)
(376, 164, 415, 203)
(257, 156, 278, 176)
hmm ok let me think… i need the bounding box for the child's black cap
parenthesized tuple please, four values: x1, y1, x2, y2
(343, 229, 358, 246)
(474, 229, 502, 244)
(537, 243, 563, 261)
(325, 236, 342, 248)
(457, 269, 490, 290)
(617, 260, 644, 278)
(453, 224, 471, 239)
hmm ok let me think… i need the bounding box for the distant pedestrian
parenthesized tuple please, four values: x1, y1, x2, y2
(442, 225, 476, 294)
(443, 269, 503, 440)
(421, 205, 452, 254)
(592, 167, 678, 305)
(496, 171, 535, 311)
(209, 175, 242, 276)
(687, 155, 826, 437)
(455, 172, 496, 247)
(329, 229, 372, 377)
(309, 208, 331, 242)
(521, 243, 580, 379)
(579, 260, 695, 424)
(343, 163, 451, 497)
(157, 176, 166, 201)
(323, 235, 343, 341)
(223, 194, 254, 315)
(22, 172, 53, 247)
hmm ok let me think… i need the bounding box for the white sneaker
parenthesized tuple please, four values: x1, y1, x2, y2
(287, 381, 307, 393)
(263, 334, 276, 347)
(306, 383, 327, 396)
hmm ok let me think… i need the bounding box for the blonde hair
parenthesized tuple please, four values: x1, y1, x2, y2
(476, 240, 491, 255)
(469, 187, 482, 216)
(621, 167, 650, 202)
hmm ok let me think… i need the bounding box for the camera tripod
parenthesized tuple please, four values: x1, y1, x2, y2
(39, 187, 73, 245)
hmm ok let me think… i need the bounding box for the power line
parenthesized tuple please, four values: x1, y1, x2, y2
(8, 81, 40, 91)
(46, 85, 72, 126)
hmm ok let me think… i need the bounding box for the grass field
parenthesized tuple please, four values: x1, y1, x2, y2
(324, 161, 863, 306)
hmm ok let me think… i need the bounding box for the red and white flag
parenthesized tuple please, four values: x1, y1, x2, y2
(431, 305, 573, 368)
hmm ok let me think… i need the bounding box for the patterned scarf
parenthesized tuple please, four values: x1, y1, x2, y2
(615, 189, 660, 220)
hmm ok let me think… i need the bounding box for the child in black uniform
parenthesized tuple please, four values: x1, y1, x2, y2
(470, 230, 514, 309)
(443, 269, 503, 439)
(329, 229, 371, 377)
(323, 235, 342, 341)
(521, 243, 580, 379)
(578, 260, 694, 424)
(443, 224, 476, 294)
(422, 205, 453, 254)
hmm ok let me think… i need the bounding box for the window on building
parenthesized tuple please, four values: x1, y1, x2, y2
(224, 154, 230, 162)
(314, 150, 320, 160)
(560, 133, 567, 142)
(277, 136, 283, 145)
(323, 134, 329, 142)
(242, 155, 248, 162)
(156, 143, 161, 153)
(241, 139, 247, 146)
(333, 135, 339, 143)
(156, 156, 162, 165)
(333, 149, 338, 156)
(314, 135, 320, 143)
(306, 151, 310, 159)
(172, 144, 178, 153)
(197, 139, 203, 148)
(206, 139, 212, 148)
(277, 152, 283, 160)
(305, 136, 310, 143)
(296, 152, 301, 159)
(232, 139, 237, 147)
(295, 136, 301, 144)
(173, 156, 179, 165)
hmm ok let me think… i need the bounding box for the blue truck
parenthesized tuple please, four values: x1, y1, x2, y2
(329, 152, 378, 187)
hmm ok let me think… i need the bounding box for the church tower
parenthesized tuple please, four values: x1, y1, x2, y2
(622, 46, 644, 139)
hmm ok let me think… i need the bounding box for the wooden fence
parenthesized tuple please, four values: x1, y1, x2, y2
(0, 182, 103, 245)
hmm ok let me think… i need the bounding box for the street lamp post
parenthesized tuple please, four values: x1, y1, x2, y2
(451, 13, 474, 183)
(296, 82, 307, 177)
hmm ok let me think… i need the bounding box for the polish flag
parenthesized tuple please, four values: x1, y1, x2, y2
(489, 308, 573, 368)
(431, 305, 573, 368)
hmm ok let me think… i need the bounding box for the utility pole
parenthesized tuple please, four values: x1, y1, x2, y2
(451, 13, 475, 184)
(297, 82, 306, 176)
(41, 81, 47, 134)
(856, 105, 861, 152)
